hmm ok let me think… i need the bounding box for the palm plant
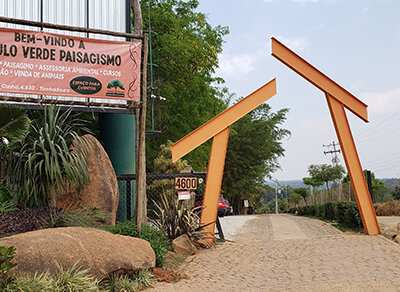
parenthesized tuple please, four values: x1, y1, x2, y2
(0, 105, 31, 143)
(0, 105, 31, 179)
(8, 106, 91, 207)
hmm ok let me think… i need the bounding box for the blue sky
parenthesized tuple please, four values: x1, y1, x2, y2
(197, 0, 400, 180)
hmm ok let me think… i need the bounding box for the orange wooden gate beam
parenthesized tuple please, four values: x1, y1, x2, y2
(326, 94, 380, 235)
(172, 79, 277, 162)
(271, 37, 380, 235)
(271, 37, 368, 122)
(201, 127, 230, 244)
(172, 79, 277, 242)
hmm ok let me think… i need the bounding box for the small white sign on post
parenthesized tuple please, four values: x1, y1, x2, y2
(243, 200, 249, 207)
(178, 191, 191, 201)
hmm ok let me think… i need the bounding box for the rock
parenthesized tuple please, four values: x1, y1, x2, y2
(172, 234, 197, 255)
(0, 227, 155, 280)
(56, 134, 119, 225)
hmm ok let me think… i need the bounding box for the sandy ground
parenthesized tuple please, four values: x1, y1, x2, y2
(147, 214, 400, 292)
(377, 216, 400, 239)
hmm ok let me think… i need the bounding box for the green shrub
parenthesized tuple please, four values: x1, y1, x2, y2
(341, 202, 363, 228)
(52, 262, 99, 292)
(316, 204, 325, 218)
(293, 201, 363, 230)
(2, 263, 99, 292)
(2, 273, 53, 292)
(102, 270, 154, 292)
(325, 202, 339, 221)
(0, 183, 17, 214)
(107, 222, 171, 267)
(0, 246, 17, 274)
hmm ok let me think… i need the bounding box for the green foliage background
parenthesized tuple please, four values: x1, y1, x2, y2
(141, 0, 229, 171)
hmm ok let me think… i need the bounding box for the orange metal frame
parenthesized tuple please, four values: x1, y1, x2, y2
(172, 79, 277, 243)
(171, 38, 380, 241)
(271, 38, 379, 235)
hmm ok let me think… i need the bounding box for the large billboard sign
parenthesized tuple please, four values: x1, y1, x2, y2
(0, 27, 141, 101)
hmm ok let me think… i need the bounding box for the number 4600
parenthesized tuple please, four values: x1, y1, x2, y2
(175, 177, 197, 190)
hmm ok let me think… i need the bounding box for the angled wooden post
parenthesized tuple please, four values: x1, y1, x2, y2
(172, 79, 277, 242)
(271, 37, 380, 235)
(326, 94, 379, 235)
(201, 127, 230, 243)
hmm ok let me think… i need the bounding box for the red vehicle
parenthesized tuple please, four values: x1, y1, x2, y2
(194, 193, 227, 217)
(217, 194, 227, 217)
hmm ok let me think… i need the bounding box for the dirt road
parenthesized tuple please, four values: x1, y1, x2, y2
(148, 214, 400, 291)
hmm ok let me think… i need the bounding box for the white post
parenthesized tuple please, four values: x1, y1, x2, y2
(275, 187, 278, 214)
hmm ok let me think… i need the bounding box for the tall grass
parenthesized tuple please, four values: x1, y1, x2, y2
(375, 200, 400, 216)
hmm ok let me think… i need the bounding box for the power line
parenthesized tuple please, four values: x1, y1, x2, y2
(323, 141, 341, 164)
(358, 125, 400, 143)
(356, 110, 400, 138)
(363, 150, 400, 165)
(365, 155, 400, 168)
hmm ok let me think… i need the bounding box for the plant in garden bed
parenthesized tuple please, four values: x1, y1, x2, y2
(152, 191, 212, 247)
(107, 221, 172, 267)
(0, 246, 16, 275)
(2, 262, 99, 292)
(0, 105, 31, 180)
(0, 182, 18, 214)
(0, 206, 57, 238)
(0, 206, 106, 238)
(100, 270, 155, 292)
(8, 106, 92, 207)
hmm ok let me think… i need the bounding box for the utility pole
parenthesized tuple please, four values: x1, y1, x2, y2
(348, 181, 351, 201)
(323, 141, 342, 201)
(275, 187, 278, 214)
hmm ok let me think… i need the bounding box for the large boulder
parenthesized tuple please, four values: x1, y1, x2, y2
(56, 134, 119, 225)
(0, 227, 155, 280)
(172, 234, 197, 255)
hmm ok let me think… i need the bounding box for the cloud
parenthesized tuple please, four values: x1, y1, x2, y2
(360, 88, 400, 114)
(263, 0, 337, 4)
(290, 0, 319, 3)
(275, 35, 308, 51)
(216, 53, 256, 78)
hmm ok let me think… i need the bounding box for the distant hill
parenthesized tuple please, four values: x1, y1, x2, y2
(265, 179, 307, 188)
(380, 178, 400, 189)
(266, 178, 400, 190)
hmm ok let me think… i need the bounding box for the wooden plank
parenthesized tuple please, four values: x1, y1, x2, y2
(172, 79, 277, 162)
(271, 38, 368, 122)
(326, 94, 380, 235)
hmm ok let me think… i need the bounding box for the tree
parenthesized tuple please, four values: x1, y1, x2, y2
(8, 106, 91, 207)
(107, 80, 125, 93)
(289, 193, 303, 207)
(393, 186, 400, 200)
(302, 177, 323, 204)
(307, 164, 345, 201)
(142, 0, 229, 171)
(222, 104, 290, 214)
(343, 170, 388, 202)
(293, 187, 309, 200)
(303, 177, 324, 189)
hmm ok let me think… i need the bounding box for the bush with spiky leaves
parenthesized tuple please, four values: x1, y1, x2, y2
(0, 245, 16, 275)
(0, 105, 31, 180)
(101, 270, 155, 292)
(0, 105, 31, 144)
(8, 106, 91, 207)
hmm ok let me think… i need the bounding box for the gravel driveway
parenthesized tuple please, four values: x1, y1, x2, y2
(148, 214, 400, 292)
